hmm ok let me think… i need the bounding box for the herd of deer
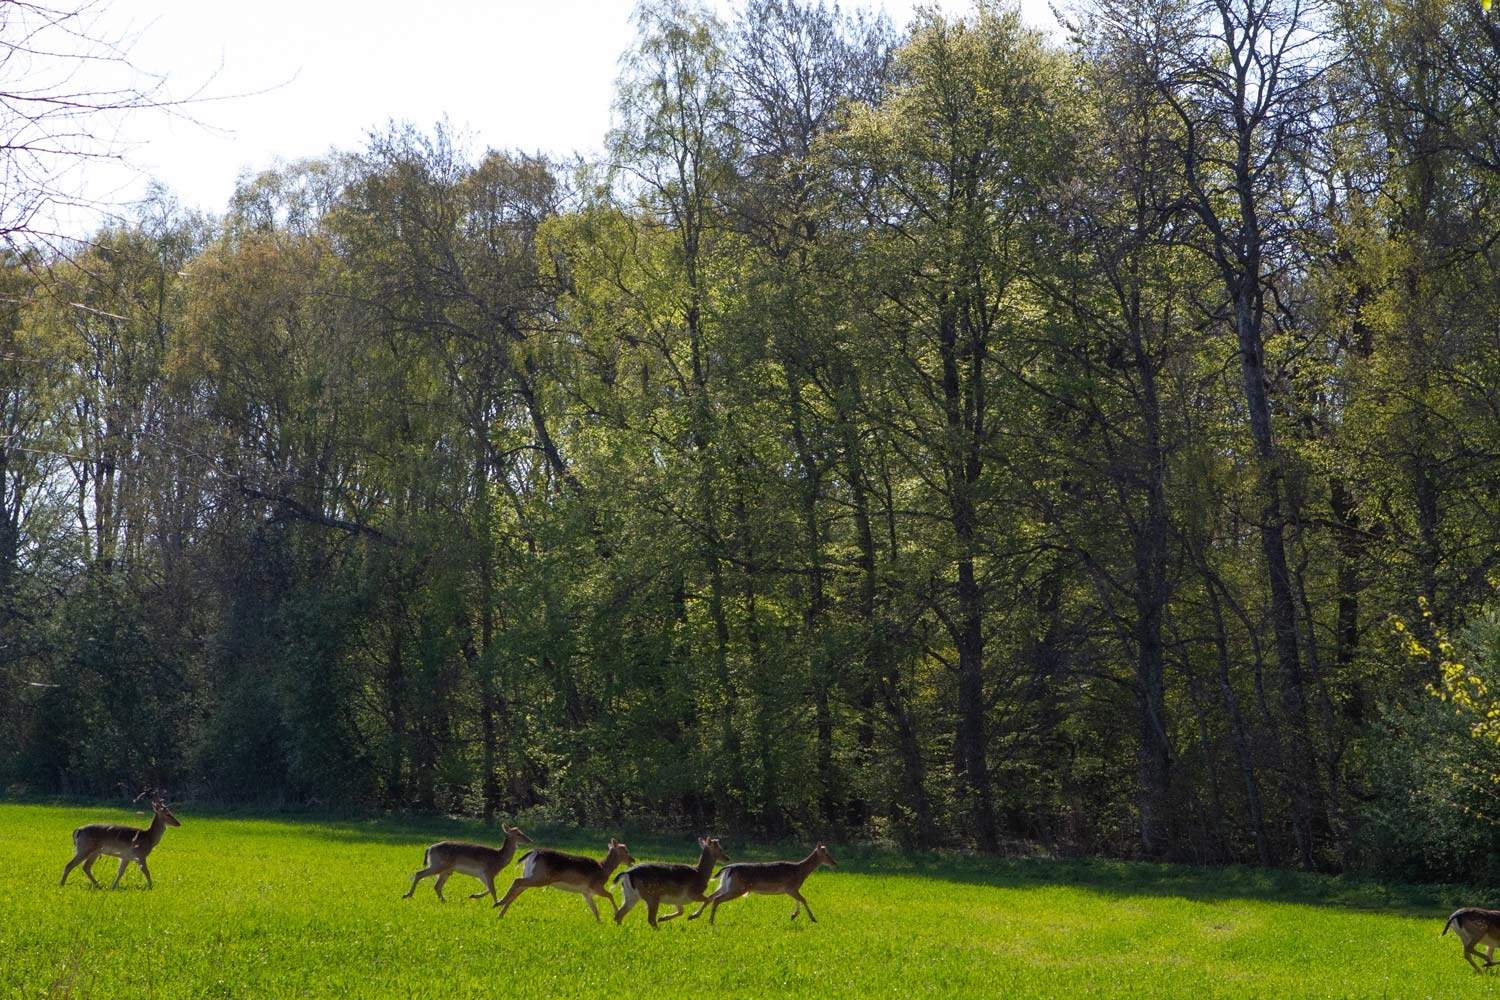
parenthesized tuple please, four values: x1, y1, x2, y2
(56, 793, 837, 929)
(402, 826, 837, 927)
(65, 794, 1500, 964)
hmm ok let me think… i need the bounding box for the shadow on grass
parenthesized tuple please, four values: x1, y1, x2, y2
(834, 848, 1467, 920)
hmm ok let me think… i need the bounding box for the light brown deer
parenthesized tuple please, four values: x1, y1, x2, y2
(494, 838, 635, 921)
(60, 793, 181, 889)
(1444, 907, 1500, 972)
(689, 842, 836, 924)
(402, 823, 531, 903)
(614, 836, 729, 929)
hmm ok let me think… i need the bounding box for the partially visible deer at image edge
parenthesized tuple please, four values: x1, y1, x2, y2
(1445, 907, 1500, 973)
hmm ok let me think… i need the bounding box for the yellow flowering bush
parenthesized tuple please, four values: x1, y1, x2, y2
(1363, 603, 1500, 880)
(1417, 598, 1500, 746)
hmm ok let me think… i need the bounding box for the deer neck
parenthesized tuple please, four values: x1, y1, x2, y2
(694, 846, 717, 879)
(600, 851, 627, 881)
(143, 811, 168, 848)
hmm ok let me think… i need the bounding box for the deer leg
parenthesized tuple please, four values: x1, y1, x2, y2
(137, 857, 153, 888)
(495, 877, 543, 917)
(109, 857, 130, 889)
(583, 893, 603, 922)
(433, 873, 450, 902)
(403, 868, 435, 899)
(790, 890, 816, 922)
(707, 888, 746, 925)
(645, 898, 661, 929)
(690, 883, 729, 920)
(615, 884, 639, 925)
(469, 874, 497, 903)
(80, 856, 102, 888)
(60, 853, 86, 887)
(695, 882, 745, 921)
(657, 903, 688, 923)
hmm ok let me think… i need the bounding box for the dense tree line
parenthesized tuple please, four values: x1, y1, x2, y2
(5, 0, 1500, 876)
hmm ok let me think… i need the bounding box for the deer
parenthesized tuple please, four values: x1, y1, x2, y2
(614, 836, 729, 929)
(402, 823, 531, 904)
(494, 838, 635, 921)
(1444, 907, 1500, 972)
(60, 791, 181, 889)
(689, 842, 837, 925)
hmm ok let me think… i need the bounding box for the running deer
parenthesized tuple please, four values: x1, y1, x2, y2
(689, 842, 837, 924)
(60, 792, 181, 889)
(494, 838, 635, 921)
(402, 823, 531, 903)
(614, 836, 730, 928)
(1444, 907, 1500, 972)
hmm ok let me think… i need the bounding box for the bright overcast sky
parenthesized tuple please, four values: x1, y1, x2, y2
(69, 0, 1060, 227)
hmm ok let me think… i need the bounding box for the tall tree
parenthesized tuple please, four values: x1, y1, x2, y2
(835, 2, 1075, 850)
(609, 0, 750, 822)
(1086, 0, 1335, 865)
(1030, 19, 1205, 855)
(336, 126, 576, 816)
(725, 0, 896, 827)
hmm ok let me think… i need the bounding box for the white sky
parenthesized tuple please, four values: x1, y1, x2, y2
(65, 0, 1061, 229)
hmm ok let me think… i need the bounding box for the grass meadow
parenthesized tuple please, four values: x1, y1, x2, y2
(0, 801, 1489, 999)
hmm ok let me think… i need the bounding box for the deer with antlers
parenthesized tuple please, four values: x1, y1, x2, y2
(614, 836, 729, 929)
(60, 791, 181, 889)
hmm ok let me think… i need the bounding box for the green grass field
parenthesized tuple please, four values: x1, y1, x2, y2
(0, 801, 1488, 998)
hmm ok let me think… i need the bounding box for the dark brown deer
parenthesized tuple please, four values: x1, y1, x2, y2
(1445, 907, 1500, 972)
(614, 836, 729, 929)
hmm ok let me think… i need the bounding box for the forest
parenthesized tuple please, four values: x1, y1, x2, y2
(3, 0, 1500, 880)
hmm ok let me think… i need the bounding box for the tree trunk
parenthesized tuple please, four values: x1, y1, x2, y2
(1204, 567, 1273, 866)
(938, 294, 998, 851)
(1233, 286, 1317, 867)
(1131, 314, 1173, 857)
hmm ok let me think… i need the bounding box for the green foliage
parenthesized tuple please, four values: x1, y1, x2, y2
(8, 0, 1500, 876)
(1361, 613, 1500, 883)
